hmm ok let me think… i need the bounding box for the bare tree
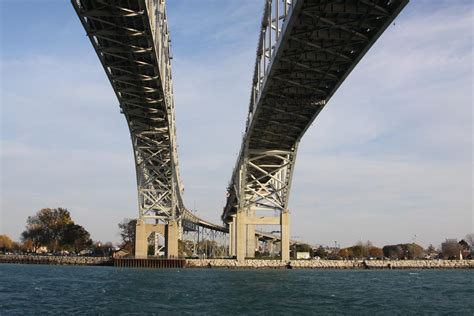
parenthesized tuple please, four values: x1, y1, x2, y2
(441, 239, 462, 259)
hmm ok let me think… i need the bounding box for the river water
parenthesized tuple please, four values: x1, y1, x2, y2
(0, 264, 472, 314)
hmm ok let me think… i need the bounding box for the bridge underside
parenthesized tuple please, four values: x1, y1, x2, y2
(73, 0, 232, 258)
(223, 0, 408, 261)
(73, 0, 407, 260)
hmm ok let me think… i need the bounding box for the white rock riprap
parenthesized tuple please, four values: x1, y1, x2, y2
(185, 259, 474, 269)
(0, 255, 112, 266)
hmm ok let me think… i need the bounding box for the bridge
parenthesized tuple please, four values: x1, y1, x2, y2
(72, 0, 407, 261)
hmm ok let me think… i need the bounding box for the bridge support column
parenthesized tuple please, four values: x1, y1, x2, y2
(268, 240, 274, 256)
(281, 211, 290, 262)
(236, 211, 246, 262)
(166, 220, 179, 258)
(229, 216, 236, 257)
(246, 209, 255, 258)
(135, 219, 148, 258)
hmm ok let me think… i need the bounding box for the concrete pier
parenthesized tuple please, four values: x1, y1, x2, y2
(135, 219, 179, 259)
(280, 212, 290, 262)
(165, 220, 179, 258)
(231, 209, 290, 262)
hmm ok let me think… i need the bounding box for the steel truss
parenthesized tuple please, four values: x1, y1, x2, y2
(240, 149, 297, 213)
(182, 227, 229, 258)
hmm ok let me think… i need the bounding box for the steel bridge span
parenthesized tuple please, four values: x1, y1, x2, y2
(73, 0, 407, 260)
(72, 0, 229, 258)
(222, 0, 408, 261)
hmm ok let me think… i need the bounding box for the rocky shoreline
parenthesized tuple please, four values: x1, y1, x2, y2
(0, 255, 112, 266)
(185, 259, 474, 269)
(1, 255, 472, 269)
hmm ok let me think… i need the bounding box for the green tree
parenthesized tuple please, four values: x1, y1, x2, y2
(383, 245, 404, 259)
(91, 241, 114, 257)
(314, 246, 328, 259)
(21, 226, 46, 252)
(21, 208, 90, 253)
(22, 208, 73, 252)
(118, 218, 137, 253)
(63, 223, 92, 253)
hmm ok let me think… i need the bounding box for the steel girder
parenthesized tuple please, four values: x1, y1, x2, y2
(222, 0, 408, 222)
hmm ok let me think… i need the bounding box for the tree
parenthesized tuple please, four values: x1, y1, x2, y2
(313, 246, 328, 259)
(383, 245, 404, 259)
(459, 239, 469, 251)
(21, 208, 74, 252)
(346, 241, 373, 259)
(441, 239, 462, 259)
(382, 243, 424, 259)
(179, 240, 194, 257)
(62, 223, 92, 253)
(21, 208, 92, 253)
(465, 234, 474, 248)
(368, 246, 383, 259)
(338, 248, 350, 259)
(91, 241, 114, 257)
(11, 242, 22, 254)
(404, 243, 424, 259)
(0, 235, 13, 252)
(21, 239, 35, 253)
(21, 226, 46, 253)
(426, 244, 436, 253)
(118, 218, 137, 252)
(426, 244, 438, 258)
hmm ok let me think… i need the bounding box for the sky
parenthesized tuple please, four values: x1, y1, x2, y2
(0, 0, 472, 248)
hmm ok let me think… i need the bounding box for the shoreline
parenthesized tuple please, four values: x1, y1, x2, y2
(0, 255, 112, 266)
(185, 258, 474, 269)
(1, 255, 473, 269)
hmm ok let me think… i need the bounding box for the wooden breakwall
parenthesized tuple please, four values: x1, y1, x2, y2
(114, 258, 185, 268)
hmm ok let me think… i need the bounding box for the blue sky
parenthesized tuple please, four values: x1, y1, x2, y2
(1, 0, 472, 248)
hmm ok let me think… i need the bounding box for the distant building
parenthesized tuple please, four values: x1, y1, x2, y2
(35, 246, 48, 254)
(296, 252, 310, 260)
(113, 248, 130, 258)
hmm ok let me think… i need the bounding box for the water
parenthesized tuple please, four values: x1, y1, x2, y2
(0, 264, 472, 315)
